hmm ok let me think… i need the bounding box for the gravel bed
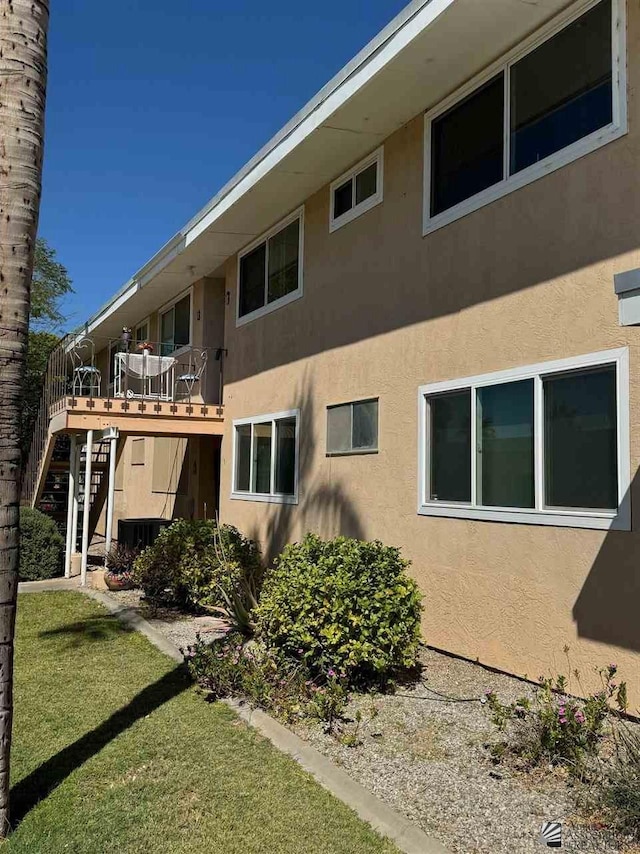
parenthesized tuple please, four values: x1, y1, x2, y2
(101, 589, 226, 650)
(288, 648, 635, 854)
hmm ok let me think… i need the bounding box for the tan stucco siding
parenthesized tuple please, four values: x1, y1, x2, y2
(218, 2, 640, 703)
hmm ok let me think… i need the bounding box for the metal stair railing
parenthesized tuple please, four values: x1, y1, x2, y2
(21, 334, 73, 507)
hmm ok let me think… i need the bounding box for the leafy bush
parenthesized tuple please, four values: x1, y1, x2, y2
(19, 507, 65, 581)
(255, 534, 422, 686)
(485, 664, 628, 771)
(179, 522, 262, 616)
(133, 519, 261, 615)
(185, 633, 348, 729)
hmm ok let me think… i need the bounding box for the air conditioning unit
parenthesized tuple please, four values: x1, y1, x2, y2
(117, 517, 172, 550)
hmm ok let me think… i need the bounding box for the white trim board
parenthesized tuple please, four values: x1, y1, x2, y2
(417, 348, 631, 531)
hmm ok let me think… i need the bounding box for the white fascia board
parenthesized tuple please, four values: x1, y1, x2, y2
(85, 280, 139, 337)
(80, 0, 453, 334)
(185, 0, 455, 246)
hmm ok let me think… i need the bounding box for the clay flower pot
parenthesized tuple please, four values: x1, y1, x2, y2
(104, 571, 134, 592)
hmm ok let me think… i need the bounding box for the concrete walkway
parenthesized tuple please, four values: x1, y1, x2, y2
(19, 578, 451, 854)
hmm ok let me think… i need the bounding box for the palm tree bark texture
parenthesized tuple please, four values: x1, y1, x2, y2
(0, 0, 49, 836)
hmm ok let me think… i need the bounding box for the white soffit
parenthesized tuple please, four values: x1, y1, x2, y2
(86, 0, 574, 339)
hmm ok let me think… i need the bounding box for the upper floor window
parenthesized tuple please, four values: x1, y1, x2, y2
(424, 0, 626, 234)
(327, 398, 379, 455)
(232, 410, 299, 503)
(135, 319, 150, 344)
(329, 148, 384, 232)
(418, 348, 630, 530)
(160, 292, 191, 355)
(237, 209, 303, 325)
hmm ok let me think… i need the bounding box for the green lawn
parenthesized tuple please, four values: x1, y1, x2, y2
(6, 592, 397, 854)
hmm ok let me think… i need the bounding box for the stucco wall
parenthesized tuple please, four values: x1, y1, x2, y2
(218, 2, 640, 703)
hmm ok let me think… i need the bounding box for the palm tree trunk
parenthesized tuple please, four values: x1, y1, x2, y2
(0, 0, 49, 836)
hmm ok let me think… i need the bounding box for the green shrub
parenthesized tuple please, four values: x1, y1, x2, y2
(180, 522, 262, 612)
(254, 534, 422, 686)
(485, 664, 628, 772)
(19, 507, 65, 581)
(133, 519, 261, 613)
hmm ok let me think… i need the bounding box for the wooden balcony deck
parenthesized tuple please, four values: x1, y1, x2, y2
(49, 395, 225, 437)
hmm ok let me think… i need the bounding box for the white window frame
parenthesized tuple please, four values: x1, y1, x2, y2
(236, 208, 304, 327)
(326, 397, 379, 456)
(158, 287, 193, 357)
(231, 408, 300, 504)
(423, 0, 627, 236)
(329, 147, 384, 233)
(417, 348, 630, 530)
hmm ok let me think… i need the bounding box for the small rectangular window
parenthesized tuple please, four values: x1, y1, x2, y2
(327, 399, 378, 455)
(477, 380, 534, 508)
(330, 148, 383, 231)
(333, 180, 353, 219)
(160, 293, 191, 355)
(267, 219, 300, 303)
(430, 74, 505, 217)
(233, 410, 299, 502)
(544, 367, 617, 509)
(510, 0, 612, 175)
(275, 417, 296, 495)
(235, 424, 251, 492)
(419, 349, 628, 529)
(252, 423, 272, 494)
(237, 212, 303, 323)
(135, 320, 149, 344)
(429, 390, 471, 502)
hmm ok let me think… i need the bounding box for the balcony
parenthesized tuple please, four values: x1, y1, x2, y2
(22, 335, 226, 512)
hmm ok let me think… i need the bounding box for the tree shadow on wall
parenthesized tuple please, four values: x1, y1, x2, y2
(573, 468, 640, 653)
(246, 371, 365, 564)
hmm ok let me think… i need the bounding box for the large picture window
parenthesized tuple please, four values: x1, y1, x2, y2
(237, 210, 303, 324)
(232, 410, 299, 503)
(424, 0, 625, 233)
(418, 349, 629, 530)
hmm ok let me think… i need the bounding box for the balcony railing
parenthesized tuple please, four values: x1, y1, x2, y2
(21, 334, 226, 506)
(67, 336, 225, 408)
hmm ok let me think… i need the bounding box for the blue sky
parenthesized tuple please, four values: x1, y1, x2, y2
(40, 1, 407, 330)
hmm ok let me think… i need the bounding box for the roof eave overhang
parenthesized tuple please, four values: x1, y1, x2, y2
(83, 0, 575, 343)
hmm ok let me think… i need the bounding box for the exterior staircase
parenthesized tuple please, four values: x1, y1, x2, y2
(21, 335, 110, 548)
(33, 436, 110, 548)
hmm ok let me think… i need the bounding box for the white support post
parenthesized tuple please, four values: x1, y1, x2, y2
(104, 428, 118, 557)
(81, 429, 94, 586)
(71, 443, 80, 570)
(64, 434, 78, 578)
